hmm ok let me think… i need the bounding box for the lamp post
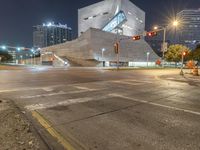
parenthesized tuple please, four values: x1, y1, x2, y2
(153, 20, 179, 68)
(147, 52, 150, 67)
(30, 54, 33, 66)
(20, 55, 23, 64)
(101, 48, 106, 67)
(180, 51, 186, 76)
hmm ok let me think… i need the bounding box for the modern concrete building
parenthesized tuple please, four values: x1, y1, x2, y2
(33, 22, 72, 48)
(177, 9, 200, 49)
(41, 0, 159, 67)
(78, 0, 145, 37)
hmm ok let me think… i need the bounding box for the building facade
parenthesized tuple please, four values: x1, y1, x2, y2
(78, 0, 145, 37)
(177, 9, 200, 49)
(41, 0, 159, 67)
(33, 22, 72, 48)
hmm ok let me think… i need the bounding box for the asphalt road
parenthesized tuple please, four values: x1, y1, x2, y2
(0, 66, 200, 150)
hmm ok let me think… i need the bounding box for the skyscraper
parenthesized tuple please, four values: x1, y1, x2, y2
(33, 22, 72, 48)
(177, 9, 200, 48)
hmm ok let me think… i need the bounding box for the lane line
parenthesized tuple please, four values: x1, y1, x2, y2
(109, 93, 200, 116)
(32, 111, 77, 150)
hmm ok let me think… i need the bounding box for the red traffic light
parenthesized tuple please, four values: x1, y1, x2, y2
(132, 35, 141, 41)
(147, 31, 157, 37)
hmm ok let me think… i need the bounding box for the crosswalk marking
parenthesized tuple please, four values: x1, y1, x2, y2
(111, 80, 145, 86)
(20, 88, 99, 99)
(25, 94, 114, 111)
(109, 93, 200, 116)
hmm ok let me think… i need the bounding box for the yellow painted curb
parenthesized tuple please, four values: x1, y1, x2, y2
(32, 110, 75, 150)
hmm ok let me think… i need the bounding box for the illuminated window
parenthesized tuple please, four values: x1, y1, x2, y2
(102, 11, 127, 32)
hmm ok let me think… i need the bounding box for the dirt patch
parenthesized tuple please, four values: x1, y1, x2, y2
(0, 99, 43, 150)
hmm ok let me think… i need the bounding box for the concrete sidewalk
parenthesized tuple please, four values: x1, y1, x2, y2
(159, 69, 200, 83)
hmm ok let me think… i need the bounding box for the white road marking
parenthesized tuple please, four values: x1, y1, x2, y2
(25, 94, 113, 111)
(128, 79, 154, 84)
(111, 80, 144, 86)
(20, 88, 99, 99)
(73, 86, 97, 91)
(109, 93, 200, 116)
(0, 85, 64, 93)
(167, 78, 175, 80)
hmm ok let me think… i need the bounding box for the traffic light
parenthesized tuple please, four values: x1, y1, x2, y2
(146, 31, 157, 37)
(132, 35, 141, 41)
(114, 42, 119, 54)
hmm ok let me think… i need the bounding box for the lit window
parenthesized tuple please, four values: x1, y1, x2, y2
(128, 12, 132, 15)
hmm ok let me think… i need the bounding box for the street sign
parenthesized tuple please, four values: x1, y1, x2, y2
(161, 42, 168, 52)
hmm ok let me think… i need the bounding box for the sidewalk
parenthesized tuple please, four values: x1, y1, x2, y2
(159, 69, 200, 83)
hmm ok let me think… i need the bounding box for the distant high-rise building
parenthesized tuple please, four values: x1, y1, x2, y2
(33, 22, 72, 48)
(177, 9, 200, 49)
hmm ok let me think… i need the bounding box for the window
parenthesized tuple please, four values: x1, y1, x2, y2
(103, 12, 109, 15)
(84, 17, 88, 20)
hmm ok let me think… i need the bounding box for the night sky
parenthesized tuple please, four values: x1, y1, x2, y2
(0, 0, 200, 47)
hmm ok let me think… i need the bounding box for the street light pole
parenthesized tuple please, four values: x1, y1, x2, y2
(147, 52, 150, 67)
(30, 54, 33, 66)
(180, 52, 185, 76)
(101, 48, 106, 67)
(162, 27, 166, 68)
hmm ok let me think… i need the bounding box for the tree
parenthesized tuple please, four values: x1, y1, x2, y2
(0, 50, 12, 62)
(165, 44, 190, 63)
(191, 45, 200, 63)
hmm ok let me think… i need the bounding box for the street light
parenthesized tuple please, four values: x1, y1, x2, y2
(153, 20, 179, 68)
(173, 20, 179, 27)
(31, 49, 36, 65)
(153, 25, 167, 68)
(30, 54, 33, 65)
(146, 52, 150, 67)
(17, 47, 21, 51)
(20, 55, 23, 64)
(180, 51, 186, 76)
(101, 48, 106, 67)
(1, 45, 6, 50)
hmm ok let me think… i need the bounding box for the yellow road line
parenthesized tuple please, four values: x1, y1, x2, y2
(32, 110, 76, 150)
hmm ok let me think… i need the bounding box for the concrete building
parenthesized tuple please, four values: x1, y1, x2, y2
(78, 0, 145, 37)
(41, 0, 159, 67)
(177, 9, 200, 49)
(33, 22, 72, 48)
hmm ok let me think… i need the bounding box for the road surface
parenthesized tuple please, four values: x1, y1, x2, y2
(0, 66, 200, 150)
